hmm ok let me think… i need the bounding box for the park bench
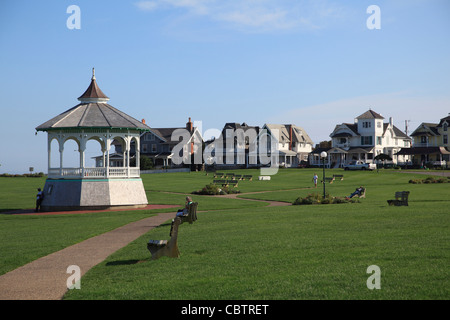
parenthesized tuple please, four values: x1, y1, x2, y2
(180, 202, 198, 225)
(387, 191, 409, 206)
(147, 217, 181, 260)
(214, 172, 225, 178)
(233, 174, 243, 180)
(205, 167, 216, 176)
(322, 177, 335, 184)
(243, 175, 253, 181)
(213, 180, 239, 187)
(333, 174, 344, 181)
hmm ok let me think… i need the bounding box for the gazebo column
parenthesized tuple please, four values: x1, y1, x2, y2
(59, 143, 64, 177)
(79, 138, 86, 177)
(47, 137, 52, 175)
(106, 138, 111, 178)
(126, 137, 131, 177)
(136, 137, 140, 170)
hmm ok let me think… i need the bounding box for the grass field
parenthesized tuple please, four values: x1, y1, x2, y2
(0, 168, 449, 299)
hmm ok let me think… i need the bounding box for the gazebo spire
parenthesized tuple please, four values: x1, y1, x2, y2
(77, 68, 109, 103)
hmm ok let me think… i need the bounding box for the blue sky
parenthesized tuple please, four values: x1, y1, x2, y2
(0, 0, 449, 173)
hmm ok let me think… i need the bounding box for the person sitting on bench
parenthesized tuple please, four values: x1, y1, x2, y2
(170, 196, 193, 236)
(176, 196, 193, 217)
(346, 186, 364, 199)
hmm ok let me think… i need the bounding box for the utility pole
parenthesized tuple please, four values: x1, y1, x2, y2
(405, 120, 411, 136)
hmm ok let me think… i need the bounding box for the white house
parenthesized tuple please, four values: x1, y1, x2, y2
(247, 124, 314, 168)
(310, 109, 412, 167)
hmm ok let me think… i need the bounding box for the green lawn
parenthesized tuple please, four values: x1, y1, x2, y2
(0, 169, 449, 299)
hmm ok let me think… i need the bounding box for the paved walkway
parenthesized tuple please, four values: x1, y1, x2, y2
(0, 195, 291, 300)
(0, 207, 177, 300)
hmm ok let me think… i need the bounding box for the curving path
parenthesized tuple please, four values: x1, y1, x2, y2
(0, 193, 292, 300)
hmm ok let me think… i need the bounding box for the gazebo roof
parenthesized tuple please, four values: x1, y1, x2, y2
(36, 69, 150, 132)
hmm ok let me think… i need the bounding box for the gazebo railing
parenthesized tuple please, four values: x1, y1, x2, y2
(48, 167, 140, 179)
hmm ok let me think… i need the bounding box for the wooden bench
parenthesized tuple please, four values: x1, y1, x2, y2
(147, 217, 181, 260)
(387, 191, 409, 206)
(205, 167, 216, 176)
(243, 175, 253, 181)
(322, 177, 335, 184)
(233, 174, 243, 180)
(214, 172, 225, 178)
(333, 174, 344, 181)
(213, 180, 238, 187)
(180, 202, 198, 225)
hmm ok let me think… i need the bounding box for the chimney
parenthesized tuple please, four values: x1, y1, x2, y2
(389, 117, 393, 126)
(186, 117, 193, 132)
(142, 119, 146, 124)
(288, 125, 293, 150)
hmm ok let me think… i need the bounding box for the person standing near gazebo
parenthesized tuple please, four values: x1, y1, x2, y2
(35, 188, 44, 212)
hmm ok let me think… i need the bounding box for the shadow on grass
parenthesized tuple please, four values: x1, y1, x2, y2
(106, 259, 150, 266)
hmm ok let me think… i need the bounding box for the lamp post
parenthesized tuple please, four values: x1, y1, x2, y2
(320, 151, 327, 199)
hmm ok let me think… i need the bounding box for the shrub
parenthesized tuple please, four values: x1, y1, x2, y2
(293, 193, 359, 205)
(409, 177, 448, 184)
(192, 183, 240, 195)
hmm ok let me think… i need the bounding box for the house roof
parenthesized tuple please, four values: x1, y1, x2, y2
(410, 123, 440, 136)
(36, 71, 150, 132)
(383, 123, 410, 139)
(437, 115, 450, 127)
(146, 127, 199, 145)
(356, 109, 385, 119)
(264, 124, 313, 145)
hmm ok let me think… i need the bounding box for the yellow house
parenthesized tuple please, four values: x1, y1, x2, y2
(397, 114, 450, 167)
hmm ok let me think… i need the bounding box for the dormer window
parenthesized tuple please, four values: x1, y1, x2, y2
(444, 122, 448, 132)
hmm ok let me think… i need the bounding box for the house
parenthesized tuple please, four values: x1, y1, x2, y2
(112, 117, 203, 168)
(205, 122, 260, 168)
(310, 109, 412, 167)
(252, 124, 314, 168)
(396, 114, 450, 167)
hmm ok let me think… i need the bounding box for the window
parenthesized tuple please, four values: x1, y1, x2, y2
(363, 121, 372, 128)
(377, 137, 382, 145)
(361, 136, 373, 145)
(420, 136, 427, 144)
(444, 122, 448, 132)
(377, 121, 382, 128)
(151, 144, 157, 152)
(444, 135, 448, 144)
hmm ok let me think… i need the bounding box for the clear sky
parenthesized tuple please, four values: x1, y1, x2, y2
(0, 0, 449, 173)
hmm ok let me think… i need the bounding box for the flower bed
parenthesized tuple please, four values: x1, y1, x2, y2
(293, 193, 359, 205)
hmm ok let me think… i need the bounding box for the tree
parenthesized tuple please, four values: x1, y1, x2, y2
(130, 155, 154, 170)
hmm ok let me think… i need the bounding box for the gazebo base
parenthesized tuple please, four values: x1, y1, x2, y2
(39, 178, 148, 212)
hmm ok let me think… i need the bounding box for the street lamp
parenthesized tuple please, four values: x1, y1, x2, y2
(320, 151, 327, 199)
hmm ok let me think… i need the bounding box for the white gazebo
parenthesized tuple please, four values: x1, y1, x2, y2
(35, 69, 150, 211)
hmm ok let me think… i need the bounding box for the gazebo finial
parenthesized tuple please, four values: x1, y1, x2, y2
(92, 67, 96, 80)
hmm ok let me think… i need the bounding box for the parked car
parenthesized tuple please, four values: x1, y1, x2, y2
(343, 160, 376, 171)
